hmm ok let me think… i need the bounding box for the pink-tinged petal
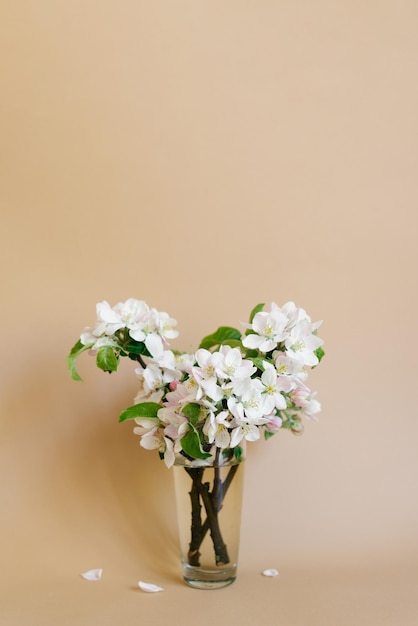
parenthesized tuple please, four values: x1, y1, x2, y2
(265, 415, 283, 432)
(139, 430, 160, 450)
(163, 438, 175, 468)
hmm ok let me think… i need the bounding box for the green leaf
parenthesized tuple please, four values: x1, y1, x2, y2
(67, 339, 93, 381)
(244, 348, 259, 358)
(125, 340, 150, 356)
(220, 339, 242, 349)
(182, 403, 202, 424)
(249, 302, 265, 323)
(180, 426, 212, 460)
(248, 357, 266, 371)
(199, 326, 242, 350)
(264, 430, 275, 440)
(96, 346, 119, 373)
(119, 402, 161, 422)
(234, 446, 244, 462)
(314, 346, 325, 364)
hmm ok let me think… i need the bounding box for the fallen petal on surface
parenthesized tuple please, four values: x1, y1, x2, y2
(262, 568, 279, 577)
(81, 568, 103, 581)
(138, 581, 164, 593)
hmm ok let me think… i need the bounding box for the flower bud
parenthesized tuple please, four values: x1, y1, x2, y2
(290, 419, 304, 435)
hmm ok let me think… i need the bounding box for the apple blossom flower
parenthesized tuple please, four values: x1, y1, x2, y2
(229, 377, 270, 421)
(162, 380, 197, 410)
(261, 362, 293, 413)
(194, 349, 218, 378)
(138, 427, 161, 450)
(230, 422, 260, 447)
(164, 419, 189, 445)
(92, 299, 148, 338)
(214, 346, 256, 381)
(80, 330, 118, 350)
(226, 395, 245, 421)
(264, 414, 283, 433)
(133, 418, 162, 451)
(133, 416, 183, 468)
(273, 351, 304, 377)
(192, 349, 224, 402)
(134, 363, 166, 404)
(281, 301, 322, 333)
(242, 302, 289, 353)
(154, 310, 179, 340)
(156, 350, 194, 379)
(284, 318, 323, 368)
(69, 297, 324, 466)
(81, 299, 179, 359)
(129, 307, 178, 357)
(290, 380, 321, 419)
(203, 411, 231, 449)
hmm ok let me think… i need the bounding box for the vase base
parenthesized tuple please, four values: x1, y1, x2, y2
(182, 564, 237, 590)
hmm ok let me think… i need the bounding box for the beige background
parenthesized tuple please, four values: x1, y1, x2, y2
(1, 2, 417, 624)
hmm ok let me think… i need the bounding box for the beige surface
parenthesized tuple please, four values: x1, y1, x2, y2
(1, 2, 418, 624)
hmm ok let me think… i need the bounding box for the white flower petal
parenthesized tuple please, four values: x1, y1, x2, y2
(81, 568, 103, 581)
(138, 580, 164, 593)
(262, 568, 279, 577)
(145, 333, 164, 358)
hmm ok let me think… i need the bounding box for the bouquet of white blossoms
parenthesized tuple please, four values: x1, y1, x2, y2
(68, 298, 324, 467)
(68, 298, 324, 582)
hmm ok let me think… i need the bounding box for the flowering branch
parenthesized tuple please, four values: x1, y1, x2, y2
(67, 297, 325, 574)
(187, 467, 204, 565)
(67, 298, 324, 466)
(185, 466, 230, 566)
(185, 450, 240, 567)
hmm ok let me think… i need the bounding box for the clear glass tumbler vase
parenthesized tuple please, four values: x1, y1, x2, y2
(173, 451, 245, 590)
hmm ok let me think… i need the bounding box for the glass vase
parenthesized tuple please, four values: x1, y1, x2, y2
(173, 448, 245, 589)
